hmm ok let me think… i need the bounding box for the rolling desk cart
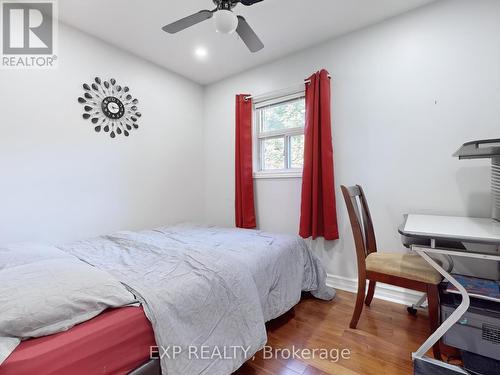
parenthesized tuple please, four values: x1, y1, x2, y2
(399, 214, 500, 375)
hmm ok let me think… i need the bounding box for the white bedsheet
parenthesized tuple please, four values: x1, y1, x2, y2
(60, 224, 335, 375)
(156, 224, 335, 321)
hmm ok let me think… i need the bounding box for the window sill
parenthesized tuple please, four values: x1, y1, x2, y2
(253, 170, 303, 179)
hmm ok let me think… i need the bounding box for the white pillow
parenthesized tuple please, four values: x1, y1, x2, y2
(0, 257, 137, 364)
(0, 243, 74, 270)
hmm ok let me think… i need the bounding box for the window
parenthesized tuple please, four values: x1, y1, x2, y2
(254, 91, 305, 178)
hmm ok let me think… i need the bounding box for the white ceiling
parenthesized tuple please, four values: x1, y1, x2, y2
(58, 0, 436, 85)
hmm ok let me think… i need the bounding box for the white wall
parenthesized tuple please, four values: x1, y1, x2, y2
(202, 0, 500, 279)
(1, 0, 499, 282)
(0, 24, 205, 245)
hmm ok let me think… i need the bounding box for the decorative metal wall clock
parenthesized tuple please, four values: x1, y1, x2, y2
(78, 77, 141, 138)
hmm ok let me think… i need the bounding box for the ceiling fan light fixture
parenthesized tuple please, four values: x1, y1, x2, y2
(214, 10, 238, 34)
(161, 0, 264, 53)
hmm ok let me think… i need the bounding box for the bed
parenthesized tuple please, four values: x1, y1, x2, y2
(0, 224, 334, 375)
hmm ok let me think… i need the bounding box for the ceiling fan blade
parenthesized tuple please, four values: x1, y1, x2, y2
(162, 10, 214, 34)
(236, 16, 264, 53)
(240, 0, 264, 6)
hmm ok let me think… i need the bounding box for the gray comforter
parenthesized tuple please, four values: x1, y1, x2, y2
(60, 224, 334, 375)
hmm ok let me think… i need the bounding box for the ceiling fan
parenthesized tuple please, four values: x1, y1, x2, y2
(162, 0, 265, 53)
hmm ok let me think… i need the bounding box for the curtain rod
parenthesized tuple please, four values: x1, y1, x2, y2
(244, 74, 331, 101)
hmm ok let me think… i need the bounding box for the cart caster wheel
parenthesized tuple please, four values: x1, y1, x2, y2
(407, 306, 418, 316)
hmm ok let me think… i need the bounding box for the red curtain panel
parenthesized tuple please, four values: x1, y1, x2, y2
(299, 70, 339, 240)
(235, 94, 257, 229)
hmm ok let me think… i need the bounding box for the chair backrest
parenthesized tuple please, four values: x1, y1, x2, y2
(341, 185, 378, 270)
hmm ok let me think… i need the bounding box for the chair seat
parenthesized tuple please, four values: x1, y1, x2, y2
(366, 252, 443, 284)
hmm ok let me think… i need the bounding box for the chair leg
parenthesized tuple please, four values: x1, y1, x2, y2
(426, 284, 441, 360)
(365, 280, 376, 306)
(350, 277, 366, 329)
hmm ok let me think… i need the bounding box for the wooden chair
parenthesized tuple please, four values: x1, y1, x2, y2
(341, 184, 443, 359)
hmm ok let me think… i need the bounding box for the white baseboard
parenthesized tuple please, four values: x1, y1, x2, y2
(326, 274, 425, 306)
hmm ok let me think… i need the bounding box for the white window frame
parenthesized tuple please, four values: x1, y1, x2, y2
(253, 90, 305, 179)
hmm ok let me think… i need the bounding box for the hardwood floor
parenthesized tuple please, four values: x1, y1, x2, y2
(234, 290, 434, 375)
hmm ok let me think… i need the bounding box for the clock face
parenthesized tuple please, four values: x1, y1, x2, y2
(78, 77, 142, 139)
(101, 96, 125, 120)
(108, 103, 119, 113)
